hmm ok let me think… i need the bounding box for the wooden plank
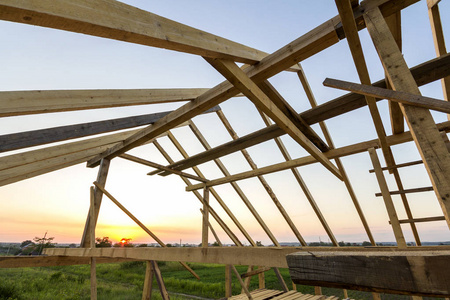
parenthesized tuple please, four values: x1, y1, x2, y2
(375, 186, 434, 197)
(205, 58, 342, 180)
(296, 64, 372, 245)
(0, 88, 210, 117)
(87, 0, 417, 168)
(335, 0, 395, 170)
(152, 140, 245, 247)
(368, 159, 423, 172)
(364, 7, 450, 230)
(0, 1, 269, 64)
(44, 247, 450, 268)
(0, 256, 136, 268)
(323, 78, 450, 114)
(0, 106, 220, 153)
(94, 183, 200, 280)
(81, 158, 110, 248)
(153, 53, 450, 175)
(287, 250, 450, 296)
(118, 153, 208, 182)
(368, 148, 407, 248)
(385, 11, 404, 134)
(395, 216, 446, 224)
(241, 267, 272, 279)
(142, 261, 154, 300)
(427, 0, 450, 120)
(186, 120, 450, 191)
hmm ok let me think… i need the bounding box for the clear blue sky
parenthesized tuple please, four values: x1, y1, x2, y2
(0, 0, 449, 245)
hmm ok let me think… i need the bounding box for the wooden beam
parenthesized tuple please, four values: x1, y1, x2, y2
(205, 58, 342, 180)
(335, 0, 395, 170)
(368, 148, 407, 248)
(368, 159, 423, 173)
(427, 0, 450, 120)
(375, 186, 434, 197)
(385, 11, 404, 134)
(364, 7, 450, 230)
(186, 120, 450, 191)
(0, 1, 271, 64)
(232, 265, 253, 299)
(118, 153, 208, 182)
(241, 267, 272, 279)
(86, 0, 418, 168)
(0, 256, 136, 268)
(44, 247, 450, 269)
(287, 250, 450, 297)
(152, 53, 450, 175)
(81, 159, 110, 248)
(0, 107, 220, 153)
(0, 88, 211, 118)
(324, 78, 450, 114)
(273, 267, 289, 292)
(395, 216, 446, 224)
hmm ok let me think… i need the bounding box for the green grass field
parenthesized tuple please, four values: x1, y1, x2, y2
(0, 260, 422, 300)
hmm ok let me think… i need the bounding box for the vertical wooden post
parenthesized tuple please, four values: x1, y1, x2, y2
(202, 187, 210, 248)
(225, 264, 233, 298)
(89, 186, 97, 300)
(258, 266, 265, 289)
(142, 261, 154, 300)
(344, 289, 349, 299)
(315, 286, 322, 295)
(81, 158, 110, 247)
(368, 148, 407, 248)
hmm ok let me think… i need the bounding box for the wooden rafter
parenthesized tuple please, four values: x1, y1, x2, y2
(296, 64, 374, 245)
(335, 0, 395, 170)
(364, 7, 450, 230)
(86, 0, 416, 168)
(0, 88, 211, 117)
(0, 106, 218, 153)
(205, 58, 342, 180)
(427, 0, 450, 120)
(151, 53, 450, 175)
(185, 121, 450, 191)
(324, 78, 450, 113)
(0, 0, 268, 64)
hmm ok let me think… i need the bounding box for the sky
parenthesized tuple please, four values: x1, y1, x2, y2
(0, 0, 449, 246)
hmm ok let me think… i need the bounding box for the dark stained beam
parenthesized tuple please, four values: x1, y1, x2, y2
(0, 106, 220, 153)
(287, 250, 450, 297)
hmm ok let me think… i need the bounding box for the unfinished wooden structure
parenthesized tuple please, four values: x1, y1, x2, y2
(1, 0, 450, 299)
